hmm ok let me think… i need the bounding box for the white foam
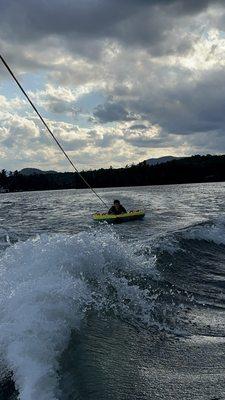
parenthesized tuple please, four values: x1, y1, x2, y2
(155, 235, 182, 255)
(0, 229, 157, 400)
(183, 218, 225, 246)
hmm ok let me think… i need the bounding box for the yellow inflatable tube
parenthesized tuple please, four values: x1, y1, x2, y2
(93, 210, 145, 223)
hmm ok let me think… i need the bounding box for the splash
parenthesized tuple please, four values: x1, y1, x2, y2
(0, 229, 157, 400)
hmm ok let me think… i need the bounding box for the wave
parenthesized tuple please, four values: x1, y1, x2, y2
(153, 216, 225, 318)
(182, 216, 225, 246)
(0, 228, 160, 400)
(154, 216, 225, 257)
(3, 216, 223, 400)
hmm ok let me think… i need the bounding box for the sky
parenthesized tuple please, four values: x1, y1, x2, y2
(1, 0, 225, 172)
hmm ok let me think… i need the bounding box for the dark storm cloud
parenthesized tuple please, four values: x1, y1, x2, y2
(0, 0, 224, 86)
(0, 0, 223, 60)
(136, 68, 225, 135)
(93, 102, 138, 123)
(95, 66, 225, 142)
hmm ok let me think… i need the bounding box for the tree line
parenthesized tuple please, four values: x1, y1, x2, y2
(1, 154, 225, 192)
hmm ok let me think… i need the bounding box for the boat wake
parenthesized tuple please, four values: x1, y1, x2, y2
(1, 217, 225, 399)
(0, 228, 163, 400)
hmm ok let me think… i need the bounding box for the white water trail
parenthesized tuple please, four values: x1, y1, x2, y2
(0, 229, 157, 400)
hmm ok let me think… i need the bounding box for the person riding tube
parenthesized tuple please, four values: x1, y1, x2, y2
(108, 200, 127, 215)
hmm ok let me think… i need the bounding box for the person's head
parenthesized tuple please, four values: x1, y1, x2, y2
(114, 199, 120, 210)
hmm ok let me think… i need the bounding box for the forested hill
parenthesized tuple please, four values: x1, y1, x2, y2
(1, 154, 225, 192)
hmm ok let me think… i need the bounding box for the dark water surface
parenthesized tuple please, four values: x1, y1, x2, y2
(0, 183, 225, 400)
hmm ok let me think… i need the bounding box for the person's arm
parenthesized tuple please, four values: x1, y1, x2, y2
(121, 206, 127, 213)
(108, 206, 114, 214)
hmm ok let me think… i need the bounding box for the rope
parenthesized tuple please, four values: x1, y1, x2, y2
(0, 54, 109, 209)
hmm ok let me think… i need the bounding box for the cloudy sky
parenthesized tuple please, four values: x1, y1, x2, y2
(1, 0, 225, 171)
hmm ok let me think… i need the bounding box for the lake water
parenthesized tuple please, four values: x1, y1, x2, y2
(0, 182, 225, 400)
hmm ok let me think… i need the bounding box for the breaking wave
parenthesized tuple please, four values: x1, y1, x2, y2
(182, 216, 225, 246)
(0, 229, 160, 400)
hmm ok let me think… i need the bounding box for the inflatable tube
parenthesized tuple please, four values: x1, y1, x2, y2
(93, 210, 145, 223)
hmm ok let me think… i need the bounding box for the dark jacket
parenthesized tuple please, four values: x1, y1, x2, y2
(108, 205, 127, 215)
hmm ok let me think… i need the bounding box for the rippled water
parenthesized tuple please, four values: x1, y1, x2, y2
(0, 182, 225, 400)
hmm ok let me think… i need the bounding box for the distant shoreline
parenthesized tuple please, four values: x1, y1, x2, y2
(1, 179, 225, 196)
(1, 154, 225, 193)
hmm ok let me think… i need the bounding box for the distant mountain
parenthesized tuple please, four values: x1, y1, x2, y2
(144, 156, 182, 166)
(20, 168, 58, 176)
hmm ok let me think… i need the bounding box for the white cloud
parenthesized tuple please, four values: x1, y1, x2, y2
(27, 83, 94, 115)
(0, 113, 40, 140)
(0, 95, 27, 111)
